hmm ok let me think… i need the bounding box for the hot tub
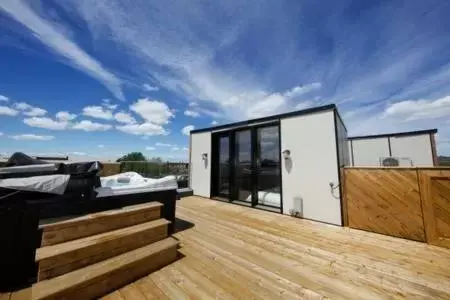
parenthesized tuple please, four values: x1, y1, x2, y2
(94, 172, 178, 233)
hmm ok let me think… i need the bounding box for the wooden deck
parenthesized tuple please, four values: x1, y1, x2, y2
(2, 195, 449, 299)
(101, 196, 450, 300)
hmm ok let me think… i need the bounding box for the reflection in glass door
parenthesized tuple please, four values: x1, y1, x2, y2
(256, 126, 281, 208)
(217, 135, 230, 197)
(235, 130, 252, 202)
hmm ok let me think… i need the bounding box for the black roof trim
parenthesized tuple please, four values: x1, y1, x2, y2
(191, 104, 336, 134)
(348, 128, 438, 140)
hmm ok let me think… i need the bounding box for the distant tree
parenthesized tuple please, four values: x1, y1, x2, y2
(148, 157, 163, 164)
(116, 152, 147, 162)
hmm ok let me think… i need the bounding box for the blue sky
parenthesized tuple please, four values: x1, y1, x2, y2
(1, 0, 450, 161)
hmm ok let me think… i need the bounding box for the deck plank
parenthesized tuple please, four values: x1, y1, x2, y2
(103, 196, 450, 299)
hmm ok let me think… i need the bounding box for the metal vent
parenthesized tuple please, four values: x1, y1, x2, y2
(381, 157, 400, 167)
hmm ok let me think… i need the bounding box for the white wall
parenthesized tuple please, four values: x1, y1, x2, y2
(390, 134, 434, 166)
(190, 132, 211, 197)
(281, 110, 342, 225)
(349, 133, 435, 166)
(351, 138, 389, 166)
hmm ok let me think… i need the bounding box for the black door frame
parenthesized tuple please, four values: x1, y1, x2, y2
(210, 122, 282, 212)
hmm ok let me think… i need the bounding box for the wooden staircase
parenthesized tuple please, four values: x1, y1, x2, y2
(26, 202, 179, 300)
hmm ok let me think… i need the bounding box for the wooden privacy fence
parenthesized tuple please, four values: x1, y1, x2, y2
(342, 167, 450, 249)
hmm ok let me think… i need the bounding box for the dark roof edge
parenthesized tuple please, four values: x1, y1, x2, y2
(348, 128, 438, 140)
(191, 104, 336, 134)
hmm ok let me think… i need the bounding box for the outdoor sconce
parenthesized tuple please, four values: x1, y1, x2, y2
(201, 153, 208, 161)
(282, 149, 291, 160)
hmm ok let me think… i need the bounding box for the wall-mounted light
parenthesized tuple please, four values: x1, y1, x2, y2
(201, 153, 208, 160)
(282, 149, 291, 160)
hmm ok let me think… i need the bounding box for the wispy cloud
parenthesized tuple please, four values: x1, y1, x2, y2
(184, 110, 200, 118)
(383, 96, 450, 122)
(0, 0, 123, 100)
(142, 84, 159, 92)
(72, 120, 112, 131)
(155, 142, 173, 147)
(0, 94, 9, 102)
(10, 134, 54, 141)
(182, 125, 195, 136)
(82, 105, 114, 120)
(23, 117, 68, 130)
(0, 105, 19, 116)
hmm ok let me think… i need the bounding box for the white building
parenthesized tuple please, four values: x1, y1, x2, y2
(189, 104, 438, 226)
(348, 129, 438, 167)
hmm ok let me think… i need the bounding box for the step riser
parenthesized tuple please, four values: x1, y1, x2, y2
(38, 224, 168, 281)
(34, 240, 179, 300)
(41, 206, 161, 246)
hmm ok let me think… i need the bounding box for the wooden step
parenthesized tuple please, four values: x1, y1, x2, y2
(32, 237, 179, 300)
(40, 202, 163, 246)
(36, 219, 169, 281)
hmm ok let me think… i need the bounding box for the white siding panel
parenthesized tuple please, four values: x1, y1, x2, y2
(390, 134, 433, 166)
(190, 132, 211, 197)
(352, 138, 389, 166)
(281, 110, 342, 225)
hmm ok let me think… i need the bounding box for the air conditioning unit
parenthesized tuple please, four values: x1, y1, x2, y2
(380, 156, 413, 167)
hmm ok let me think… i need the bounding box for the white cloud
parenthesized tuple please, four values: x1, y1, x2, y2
(14, 102, 32, 110)
(143, 84, 159, 92)
(182, 125, 195, 136)
(211, 120, 218, 125)
(114, 111, 136, 124)
(171, 147, 180, 151)
(155, 142, 173, 147)
(184, 110, 200, 118)
(23, 107, 47, 117)
(0, 132, 3, 136)
(14, 102, 47, 116)
(98, 144, 104, 148)
(383, 96, 450, 121)
(102, 99, 118, 110)
(295, 101, 314, 110)
(72, 120, 112, 131)
(0, 94, 8, 102)
(70, 151, 86, 156)
(116, 123, 169, 136)
(56, 111, 77, 121)
(146, 146, 156, 150)
(23, 117, 69, 130)
(82, 105, 114, 120)
(284, 83, 322, 99)
(182, 147, 189, 151)
(10, 134, 54, 141)
(0, 106, 19, 116)
(130, 98, 174, 125)
(0, 1, 123, 100)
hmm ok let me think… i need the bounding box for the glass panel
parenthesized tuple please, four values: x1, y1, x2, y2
(235, 130, 252, 202)
(256, 126, 281, 207)
(218, 136, 230, 196)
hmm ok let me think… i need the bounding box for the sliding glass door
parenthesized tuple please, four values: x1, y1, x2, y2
(235, 129, 253, 203)
(255, 126, 281, 208)
(217, 135, 230, 198)
(212, 123, 281, 210)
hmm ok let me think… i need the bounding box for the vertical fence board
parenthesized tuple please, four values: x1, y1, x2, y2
(419, 170, 450, 249)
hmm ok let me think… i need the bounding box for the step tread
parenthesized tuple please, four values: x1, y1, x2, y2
(37, 218, 170, 262)
(40, 202, 163, 231)
(33, 237, 179, 300)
